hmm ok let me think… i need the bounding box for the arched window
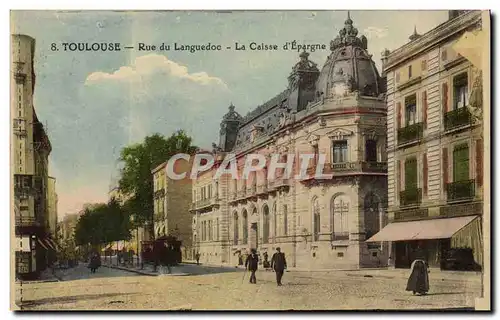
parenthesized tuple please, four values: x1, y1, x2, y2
(242, 210, 248, 244)
(364, 193, 381, 240)
(283, 204, 288, 235)
(273, 202, 277, 240)
(331, 195, 349, 240)
(313, 198, 320, 241)
(263, 205, 270, 244)
(233, 212, 239, 245)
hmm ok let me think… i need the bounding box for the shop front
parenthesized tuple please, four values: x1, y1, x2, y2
(367, 215, 482, 271)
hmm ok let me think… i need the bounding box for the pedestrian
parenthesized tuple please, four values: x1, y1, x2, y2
(406, 248, 430, 295)
(165, 245, 173, 274)
(195, 252, 200, 265)
(271, 247, 287, 286)
(263, 252, 270, 269)
(245, 248, 259, 284)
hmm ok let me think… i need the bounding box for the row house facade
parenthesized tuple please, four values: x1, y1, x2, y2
(368, 10, 486, 270)
(152, 159, 193, 260)
(191, 14, 389, 270)
(12, 34, 57, 280)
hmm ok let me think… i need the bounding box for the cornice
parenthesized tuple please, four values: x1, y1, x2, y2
(384, 11, 482, 71)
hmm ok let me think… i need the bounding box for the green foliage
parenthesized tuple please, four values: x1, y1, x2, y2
(74, 199, 132, 247)
(118, 130, 198, 225)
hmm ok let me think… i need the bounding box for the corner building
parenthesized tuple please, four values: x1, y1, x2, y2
(191, 15, 389, 269)
(368, 11, 485, 270)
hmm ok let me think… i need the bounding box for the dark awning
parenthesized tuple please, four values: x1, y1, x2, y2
(366, 215, 478, 242)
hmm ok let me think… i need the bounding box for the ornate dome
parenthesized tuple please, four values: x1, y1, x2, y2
(316, 12, 383, 98)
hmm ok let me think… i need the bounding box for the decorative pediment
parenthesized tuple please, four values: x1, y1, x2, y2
(327, 128, 354, 141)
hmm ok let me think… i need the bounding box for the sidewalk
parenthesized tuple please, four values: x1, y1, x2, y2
(16, 267, 62, 284)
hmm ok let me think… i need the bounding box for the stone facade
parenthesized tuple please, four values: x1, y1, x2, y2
(382, 10, 484, 269)
(12, 34, 56, 280)
(152, 159, 193, 260)
(191, 14, 389, 270)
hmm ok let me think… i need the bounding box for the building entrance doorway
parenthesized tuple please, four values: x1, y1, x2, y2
(250, 223, 258, 250)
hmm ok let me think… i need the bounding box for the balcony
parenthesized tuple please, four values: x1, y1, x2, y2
(330, 232, 349, 241)
(15, 216, 41, 227)
(399, 187, 422, 207)
(447, 179, 475, 202)
(444, 108, 472, 132)
(246, 185, 257, 197)
(257, 184, 268, 195)
(394, 208, 429, 221)
(397, 122, 423, 146)
(304, 162, 388, 180)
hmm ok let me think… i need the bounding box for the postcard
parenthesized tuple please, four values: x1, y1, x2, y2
(10, 9, 491, 311)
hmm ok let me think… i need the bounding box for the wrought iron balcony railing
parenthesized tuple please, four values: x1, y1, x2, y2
(331, 232, 349, 241)
(397, 122, 423, 145)
(399, 187, 422, 207)
(444, 107, 472, 131)
(446, 179, 475, 202)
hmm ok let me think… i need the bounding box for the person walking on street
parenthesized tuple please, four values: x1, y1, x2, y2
(195, 252, 200, 265)
(245, 249, 259, 284)
(271, 247, 287, 286)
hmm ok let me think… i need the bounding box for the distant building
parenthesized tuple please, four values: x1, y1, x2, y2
(12, 34, 56, 280)
(152, 158, 193, 260)
(369, 11, 485, 270)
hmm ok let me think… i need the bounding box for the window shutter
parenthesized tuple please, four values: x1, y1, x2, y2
(442, 148, 448, 189)
(476, 139, 483, 186)
(396, 102, 402, 129)
(423, 153, 428, 196)
(442, 82, 449, 113)
(422, 90, 428, 129)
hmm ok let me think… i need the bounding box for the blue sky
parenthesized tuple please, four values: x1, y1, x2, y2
(11, 10, 449, 216)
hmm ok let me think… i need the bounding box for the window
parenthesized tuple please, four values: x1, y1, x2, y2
(233, 213, 239, 244)
(332, 141, 348, 163)
(216, 218, 219, 240)
(273, 203, 277, 238)
(208, 220, 212, 241)
(263, 205, 270, 244)
(453, 143, 469, 182)
(408, 65, 412, 78)
(332, 195, 349, 238)
(313, 198, 320, 241)
(405, 94, 417, 126)
(365, 139, 377, 162)
(313, 145, 319, 166)
(283, 205, 288, 235)
(404, 157, 418, 189)
(453, 73, 468, 110)
(364, 193, 381, 240)
(421, 60, 427, 71)
(242, 210, 248, 244)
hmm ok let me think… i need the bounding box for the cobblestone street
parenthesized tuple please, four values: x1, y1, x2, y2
(15, 263, 482, 310)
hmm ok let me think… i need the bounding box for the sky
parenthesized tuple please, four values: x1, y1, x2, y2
(10, 10, 449, 217)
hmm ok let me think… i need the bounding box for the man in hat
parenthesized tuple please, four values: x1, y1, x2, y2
(271, 247, 287, 286)
(245, 248, 259, 284)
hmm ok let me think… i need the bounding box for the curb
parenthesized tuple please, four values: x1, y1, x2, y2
(103, 264, 159, 276)
(103, 264, 194, 277)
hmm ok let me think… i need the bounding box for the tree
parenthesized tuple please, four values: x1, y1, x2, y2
(118, 130, 198, 230)
(74, 199, 132, 249)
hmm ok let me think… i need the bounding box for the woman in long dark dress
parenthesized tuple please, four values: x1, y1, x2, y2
(406, 259, 430, 295)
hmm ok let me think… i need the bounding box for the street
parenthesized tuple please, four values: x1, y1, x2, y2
(15, 263, 482, 310)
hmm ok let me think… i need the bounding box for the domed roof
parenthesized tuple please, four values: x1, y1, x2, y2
(316, 12, 382, 98)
